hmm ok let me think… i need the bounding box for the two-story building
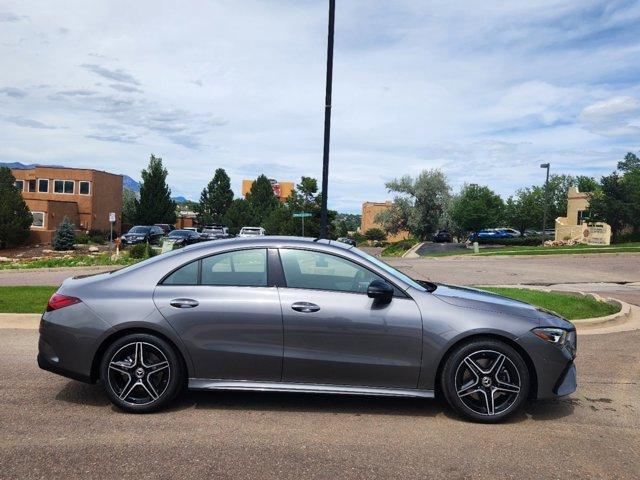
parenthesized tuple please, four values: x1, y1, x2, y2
(11, 166, 123, 244)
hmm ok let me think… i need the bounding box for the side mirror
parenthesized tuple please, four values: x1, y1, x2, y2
(367, 279, 394, 303)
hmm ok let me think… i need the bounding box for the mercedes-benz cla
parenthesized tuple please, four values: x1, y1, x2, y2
(38, 237, 576, 422)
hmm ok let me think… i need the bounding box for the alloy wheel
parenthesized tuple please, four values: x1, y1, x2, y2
(454, 349, 521, 416)
(107, 341, 171, 406)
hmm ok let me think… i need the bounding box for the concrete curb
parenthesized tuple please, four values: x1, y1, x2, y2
(485, 285, 633, 331)
(401, 242, 425, 259)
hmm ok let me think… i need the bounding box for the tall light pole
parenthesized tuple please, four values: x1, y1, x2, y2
(540, 163, 550, 245)
(319, 0, 336, 239)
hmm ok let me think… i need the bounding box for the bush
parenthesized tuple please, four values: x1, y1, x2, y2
(615, 232, 640, 244)
(364, 228, 387, 242)
(128, 243, 157, 259)
(75, 233, 91, 244)
(474, 235, 545, 246)
(52, 216, 76, 251)
(381, 238, 419, 257)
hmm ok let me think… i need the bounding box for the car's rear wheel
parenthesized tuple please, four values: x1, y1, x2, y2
(441, 338, 529, 423)
(99, 333, 183, 413)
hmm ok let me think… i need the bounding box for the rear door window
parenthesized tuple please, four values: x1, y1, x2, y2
(201, 249, 267, 287)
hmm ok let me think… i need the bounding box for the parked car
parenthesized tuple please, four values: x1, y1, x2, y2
(120, 225, 164, 246)
(38, 237, 576, 422)
(432, 230, 453, 243)
(467, 229, 516, 242)
(200, 225, 232, 241)
(238, 226, 266, 237)
(165, 229, 201, 248)
(523, 229, 541, 237)
(183, 227, 199, 233)
(154, 224, 175, 235)
(494, 228, 521, 237)
(336, 237, 356, 247)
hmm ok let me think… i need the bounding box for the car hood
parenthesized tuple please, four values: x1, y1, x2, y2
(432, 284, 566, 325)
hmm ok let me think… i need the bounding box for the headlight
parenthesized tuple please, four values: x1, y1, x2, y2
(532, 327, 568, 346)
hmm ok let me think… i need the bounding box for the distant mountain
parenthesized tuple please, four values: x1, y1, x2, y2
(1, 161, 63, 169)
(122, 175, 140, 193)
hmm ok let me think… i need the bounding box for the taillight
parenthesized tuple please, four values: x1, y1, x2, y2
(46, 293, 81, 312)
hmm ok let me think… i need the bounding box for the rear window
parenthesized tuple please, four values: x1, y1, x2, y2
(201, 249, 267, 287)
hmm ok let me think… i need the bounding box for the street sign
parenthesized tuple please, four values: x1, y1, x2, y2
(293, 212, 312, 218)
(109, 212, 116, 222)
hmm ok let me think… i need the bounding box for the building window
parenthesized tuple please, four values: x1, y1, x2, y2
(54, 180, 74, 194)
(79, 181, 90, 195)
(14, 180, 24, 191)
(28, 180, 37, 192)
(38, 179, 49, 193)
(31, 211, 45, 228)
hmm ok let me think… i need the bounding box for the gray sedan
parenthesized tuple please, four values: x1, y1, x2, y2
(38, 237, 577, 422)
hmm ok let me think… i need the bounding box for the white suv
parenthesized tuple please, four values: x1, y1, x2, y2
(238, 226, 266, 237)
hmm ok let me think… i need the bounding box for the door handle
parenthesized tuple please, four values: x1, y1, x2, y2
(291, 302, 320, 313)
(170, 298, 199, 309)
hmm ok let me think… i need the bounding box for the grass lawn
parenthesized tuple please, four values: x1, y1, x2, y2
(381, 239, 420, 257)
(420, 242, 640, 257)
(477, 287, 620, 320)
(0, 286, 58, 313)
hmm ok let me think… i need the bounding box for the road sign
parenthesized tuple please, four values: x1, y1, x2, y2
(109, 212, 116, 222)
(293, 212, 312, 218)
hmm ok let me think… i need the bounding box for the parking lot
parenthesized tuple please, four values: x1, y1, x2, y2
(2, 252, 640, 479)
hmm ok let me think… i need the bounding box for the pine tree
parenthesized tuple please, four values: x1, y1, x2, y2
(197, 168, 234, 225)
(246, 174, 279, 225)
(0, 167, 33, 248)
(134, 155, 177, 225)
(52, 216, 76, 251)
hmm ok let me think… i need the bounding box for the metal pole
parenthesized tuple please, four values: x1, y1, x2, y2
(319, 0, 336, 239)
(302, 216, 305, 237)
(540, 163, 550, 245)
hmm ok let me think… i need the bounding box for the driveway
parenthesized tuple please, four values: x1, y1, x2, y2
(1, 326, 638, 479)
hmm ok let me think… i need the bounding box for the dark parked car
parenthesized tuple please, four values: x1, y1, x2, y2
(154, 223, 175, 235)
(200, 225, 232, 241)
(165, 229, 201, 248)
(432, 230, 452, 243)
(38, 237, 576, 422)
(336, 237, 356, 247)
(121, 225, 164, 246)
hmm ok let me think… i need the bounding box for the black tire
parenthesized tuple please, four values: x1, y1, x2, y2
(99, 333, 183, 413)
(441, 338, 530, 423)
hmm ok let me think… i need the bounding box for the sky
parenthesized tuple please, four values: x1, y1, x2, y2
(1, 0, 639, 213)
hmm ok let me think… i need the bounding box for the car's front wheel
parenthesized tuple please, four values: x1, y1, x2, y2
(99, 333, 183, 413)
(441, 338, 530, 423)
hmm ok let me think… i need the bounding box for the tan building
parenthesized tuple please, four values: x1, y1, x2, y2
(242, 178, 294, 202)
(360, 201, 410, 242)
(555, 186, 611, 245)
(11, 166, 123, 244)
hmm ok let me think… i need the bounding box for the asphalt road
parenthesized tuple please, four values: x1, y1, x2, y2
(1, 328, 639, 479)
(1, 252, 639, 287)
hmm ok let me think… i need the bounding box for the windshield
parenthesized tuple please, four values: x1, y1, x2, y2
(351, 247, 427, 292)
(169, 231, 188, 237)
(241, 228, 261, 233)
(129, 226, 150, 234)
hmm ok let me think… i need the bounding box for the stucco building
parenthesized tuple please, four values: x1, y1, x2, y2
(360, 201, 410, 242)
(242, 178, 294, 202)
(555, 186, 611, 245)
(11, 166, 123, 244)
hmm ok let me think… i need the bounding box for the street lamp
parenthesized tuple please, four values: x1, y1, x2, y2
(319, 0, 336, 239)
(540, 163, 550, 245)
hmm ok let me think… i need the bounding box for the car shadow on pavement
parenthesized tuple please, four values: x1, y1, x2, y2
(55, 380, 110, 407)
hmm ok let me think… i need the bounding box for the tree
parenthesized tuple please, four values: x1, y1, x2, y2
(574, 175, 599, 193)
(52, 216, 76, 251)
(503, 187, 544, 234)
(134, 155, 176, 225)
(588, 173, 629, 241)
(0, 167, 32, 248)
(376, 169, 451, 240)
(196, 168, 234, 225)
(245, 174, 279, 225)
(122, 188, 137, 224)
(223, 198, 252, 234)
(333, 213, 361, 238)
(450, 184, 504, 234)
(364, 227, 386, 242)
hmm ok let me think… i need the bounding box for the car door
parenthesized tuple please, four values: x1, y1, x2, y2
(277, 248, 423, 389)
(153, 248, 283, 381)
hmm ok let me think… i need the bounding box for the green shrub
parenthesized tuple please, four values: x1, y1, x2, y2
(52, 216, 76, 251)
(128, 242, 157, 259)
(364, 228, 387, 242)
(616, 232, 640, 244)
(90, 234, 106, 245)
(75, 233, 91, 244)
(475, 235, 544, 246)
(381, 238, 419, 256)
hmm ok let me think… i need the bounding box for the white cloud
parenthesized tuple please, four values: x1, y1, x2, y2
(579, 96, 640, 137)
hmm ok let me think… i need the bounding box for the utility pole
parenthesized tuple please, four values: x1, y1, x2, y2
(319, 0, 336, 239)
(540, 163, 550, 245)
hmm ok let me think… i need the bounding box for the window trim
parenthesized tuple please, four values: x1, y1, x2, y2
(37, 178, 49, 193)
(31, 211, 46, 229)
(53, 179, 75, 195)
(158, 247, 270, 288)
(27, 179, 37, 192)
(276, 247, 408, 298)
(79, 180, 91, 195)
